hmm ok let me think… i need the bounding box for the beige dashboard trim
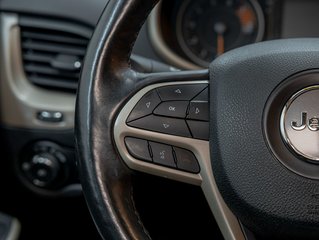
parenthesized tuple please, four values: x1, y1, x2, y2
(0, 13, 75, 130)
(147, 3, 201, 70)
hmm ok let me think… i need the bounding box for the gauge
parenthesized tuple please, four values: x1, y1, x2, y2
(176, 0, 265, 67)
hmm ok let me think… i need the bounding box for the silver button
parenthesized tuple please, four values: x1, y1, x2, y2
(37, 111, 64, 123)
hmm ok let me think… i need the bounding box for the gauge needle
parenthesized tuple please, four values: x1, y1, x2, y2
(217, 34, 224, 56)
(214, 22, 226, 56)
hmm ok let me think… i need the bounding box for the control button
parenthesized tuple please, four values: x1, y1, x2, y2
(192, 87, 208, 101)
(22, 153, 61, 188)
(154, 101, 189, 118)
(125, 137, 152, 162)
(173, 147, 200, 173)
(20, 141, 73, 190)
(128, 115, 192, 138)
(149, 142, 176, 168)
(37, 111, 63, 123)
(187, 101, 209, 121)
(187, 120, 209, 140)
(127, 90, 161, 122)
(157, 84, 207, 101)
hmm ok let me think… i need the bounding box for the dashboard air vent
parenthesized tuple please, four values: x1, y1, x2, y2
(19, 16, 92, 92)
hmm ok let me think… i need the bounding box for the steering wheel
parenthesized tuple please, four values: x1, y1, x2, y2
(75, 0, 319, 239)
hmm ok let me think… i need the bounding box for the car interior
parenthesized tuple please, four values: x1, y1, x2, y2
(1, 0, 319, 239)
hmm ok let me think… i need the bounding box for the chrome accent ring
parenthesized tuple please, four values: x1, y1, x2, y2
(280, 85, 319, 162)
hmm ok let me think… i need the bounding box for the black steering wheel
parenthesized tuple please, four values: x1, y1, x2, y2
(75, 0, 319, 239)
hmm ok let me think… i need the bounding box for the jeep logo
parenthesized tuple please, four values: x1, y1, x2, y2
(291, 112, 319, 131)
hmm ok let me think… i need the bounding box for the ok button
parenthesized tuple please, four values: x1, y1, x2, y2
(153, 101, 189, 118)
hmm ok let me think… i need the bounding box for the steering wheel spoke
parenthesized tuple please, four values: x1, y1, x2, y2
(114, 76, 209, 185)
(114, 70, 245, 240)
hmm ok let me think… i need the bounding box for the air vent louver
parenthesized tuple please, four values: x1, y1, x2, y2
(20, 16, 92, 92)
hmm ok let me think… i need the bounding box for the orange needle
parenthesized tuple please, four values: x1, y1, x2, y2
(217, 34, 225, 56)
(214, 22, 226, 56)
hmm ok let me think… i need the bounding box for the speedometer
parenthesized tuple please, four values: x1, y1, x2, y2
(176, 0, 265, 67)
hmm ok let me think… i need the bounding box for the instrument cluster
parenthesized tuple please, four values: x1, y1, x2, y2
(148, 0, 281, 69)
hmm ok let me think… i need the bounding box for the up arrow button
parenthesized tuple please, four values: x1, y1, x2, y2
(157, 84, 207, 101)
(175, 89, 182, 94)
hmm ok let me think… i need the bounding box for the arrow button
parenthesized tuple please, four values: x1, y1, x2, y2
(174, 89, 182, 94)
(127, 90, 161, 122)
(145, 102, 151, 108)
(187, 101, 209, 121)
(128, 115, 191, 138)
(163, 123, 170, 129)
(157, 84, 207, 101)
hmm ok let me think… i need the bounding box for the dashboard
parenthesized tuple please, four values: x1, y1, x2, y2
(0, 0, 318, 239)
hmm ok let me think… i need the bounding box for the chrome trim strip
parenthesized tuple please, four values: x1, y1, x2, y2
(114, 81, 245, 240)
(0, 13, 75, 130)
(147, 3, 201, 70)
(6, 218, 20, 240)
(249, 0, 265, 43)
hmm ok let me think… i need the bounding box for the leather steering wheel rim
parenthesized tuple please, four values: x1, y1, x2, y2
(76, 0, 160, 239)
(75, 1, 224, 239)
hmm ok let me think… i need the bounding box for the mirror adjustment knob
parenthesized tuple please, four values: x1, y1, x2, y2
(22, 153, 62, 188)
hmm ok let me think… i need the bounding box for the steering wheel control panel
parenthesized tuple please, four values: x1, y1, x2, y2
(125, 137, 200, 173)
(126, 84, 209, 140)
(114, 81, 210, 185)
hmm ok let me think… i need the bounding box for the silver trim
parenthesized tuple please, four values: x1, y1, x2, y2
(280, 85, 319, 162)
(6, 218, 20, 240)
(175, 0, 265, 68)
(0, 13, 75, 130)
(147, 3, 201, 70)
(114, 81, 245, 240)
